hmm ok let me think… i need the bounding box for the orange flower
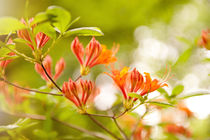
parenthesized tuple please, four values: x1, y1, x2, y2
(71, 37, 118, 75)
(17, 18, 50, 50)
(62, 78, 99, 111)
(198, 29, 210, 50)
(35, 55, 65, 84)
(105, 66, 129, 99)
(106, 67, 168, 102)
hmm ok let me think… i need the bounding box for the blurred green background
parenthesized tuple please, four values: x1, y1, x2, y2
(0, 0, 210, 140)
(1, 0, 209, 88)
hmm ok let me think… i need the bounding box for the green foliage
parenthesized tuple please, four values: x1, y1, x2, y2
(64, 27, 104, 37)
(171, 85, 184, 97)
(179, 92, 210, 99)
(146, 101, 174, 108)
(0, 17, 26, 35)
(157, 88, 170, 99)
(46, 6, 71, 33)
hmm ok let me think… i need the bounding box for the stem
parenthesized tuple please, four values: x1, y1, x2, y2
(84, 113, 113, 118)
(42, 34, 62, 59)
(41, 63, 62, 92)
(114, 110, 128, 119)
(3, 45, 35, 63)
(4, 111, 109, 140)
(52, 118, 110, 140)
(75, 75, 82, 82)
(112, 117, 129, 140)
(0, 78, 63, 96)
(130, 106, 148, 139)
(87, 114, 122, 140)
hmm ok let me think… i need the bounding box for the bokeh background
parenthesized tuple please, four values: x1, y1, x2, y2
(0, 0, 210, 139)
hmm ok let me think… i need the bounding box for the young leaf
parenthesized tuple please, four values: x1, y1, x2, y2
(178, 93, 210, 99)
(66, 17, 80, 29)
(128, 92, 143, 101)
(157, 88, 169, 99)
(46, 6, 71, 33)
(64, 27, 104, 37)
(171, 85, 184, 97)
(147, 101, 174, 108)
(0, 17, 26, 35)
(33, 22, 56, 39)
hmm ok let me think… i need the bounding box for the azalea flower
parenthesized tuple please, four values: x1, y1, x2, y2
(62, 78, 99, 112)
(71, 37, 118, 75)
(17, 18, 50, 50)
(35, 55, 65, 87)
(106, 67, 169, 108)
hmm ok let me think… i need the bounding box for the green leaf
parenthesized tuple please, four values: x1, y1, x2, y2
(171, 85, 184, 97)
(46, 6, 71, 33)
(0, 44, 15, 57)
(173, 46, 193, 67)
(66, 17, 80, 29)
(147, 101, 174, 107)
(128, 93, 144, 101)
(0, 17, 26, 35)
(64, 27, 104, 37)
(33, 22, 56, 39)
(157, 88, 169, 99)
(179, 93, 210, 99)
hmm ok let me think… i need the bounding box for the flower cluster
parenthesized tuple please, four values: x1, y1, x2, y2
(105, 66, 169, 108)
(62, 78, 98, 112)
(71, 37, 118, 75)
(17, 18, 50, 51)
(35, 55, 65, 88)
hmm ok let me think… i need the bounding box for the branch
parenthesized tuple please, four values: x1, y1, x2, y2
(41, 63, 62, 92)
(130, 106, 149, 139)
(53, 118, 110, 140)
(0, 78, 63, 96)
(84, 113, 113, 118)
(75, 75, 82, 82)
(112, 117, 129, 140)
(4, 111, 109, 140)
(114, 109, 128, 119)
(87, 114, 122, 140)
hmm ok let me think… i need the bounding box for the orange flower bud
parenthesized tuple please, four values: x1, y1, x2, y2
(54, 58, 65, 80)
(35, 55, 65, 84)
(71, 37, 118, 75)
(62, 78, 99, 111)
(17, 18, 50, 50)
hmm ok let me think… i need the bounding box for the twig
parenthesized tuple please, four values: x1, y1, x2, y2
(84, 113, 113, 118)
(112, 117, 129, 140)
(41, 63, 62, 92)
(75, 75, 82, 82)
(4, 111, 109, 140)
(130, 106, 148, 139)
(0, 78, 63, 96)
(52, 118, 110, 140)
(87, 114, 122, 140)
(114, 109, 128, 119)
